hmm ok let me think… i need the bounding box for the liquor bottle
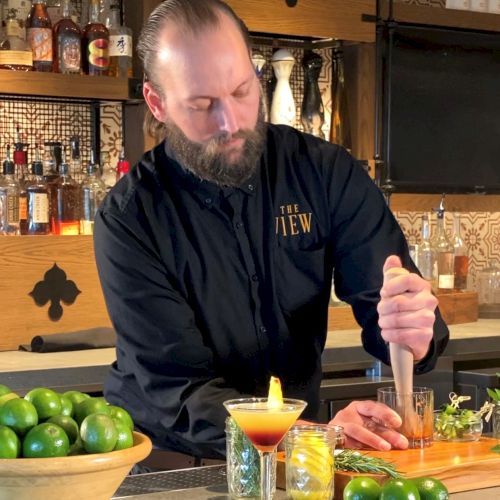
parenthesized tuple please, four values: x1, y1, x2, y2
(0, 8, 33, 71)
(69, 135, 83, 183)
(417, 213, 437, 290)
(50, 147, 80, 235)
(301, 50, 325, 139)
(53, 0, 81, 74)
(330, 41, 352, 152)
(0, 145, 21, 235)
(26, 0, 53, 72)
(431, 195, 454, 293)
(26, 145, 50, 235)
(452, 212, 469, 291)
(82, 0, 109, 76)
(105, 3, 132, 78)
(100, 150, 115, 189)
(13, 127, 28, 234)
(80, 150, 106, 235)
(115, 144, 129, 182)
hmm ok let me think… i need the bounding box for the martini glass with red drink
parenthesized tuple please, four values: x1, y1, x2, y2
(224, 397, 307, 500)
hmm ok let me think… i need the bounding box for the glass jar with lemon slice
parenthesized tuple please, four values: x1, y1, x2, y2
(285, 425, 339, 500)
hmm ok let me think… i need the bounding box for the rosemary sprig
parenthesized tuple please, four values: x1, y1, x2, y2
(335, 450, 402, 478)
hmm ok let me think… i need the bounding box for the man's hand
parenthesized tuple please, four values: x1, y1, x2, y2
(377, 255, 437, 361)
(329, 400, 408, 451)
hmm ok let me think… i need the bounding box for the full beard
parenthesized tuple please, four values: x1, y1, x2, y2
(163, 102, 266, 188)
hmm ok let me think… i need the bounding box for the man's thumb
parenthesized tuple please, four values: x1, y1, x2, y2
(383, 255, 403, 274)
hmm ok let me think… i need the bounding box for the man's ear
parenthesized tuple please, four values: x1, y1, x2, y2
(143, 82, 167, 123)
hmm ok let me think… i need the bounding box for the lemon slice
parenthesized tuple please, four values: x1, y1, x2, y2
(267, 376, 283, 409)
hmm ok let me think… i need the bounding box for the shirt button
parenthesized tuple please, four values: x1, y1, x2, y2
(248, 184, 254, 191)
(235, 222, 242, 229)
(204, 198, 212, 205)
(251, 274, 258, 282)
(259, 326, 267, 333)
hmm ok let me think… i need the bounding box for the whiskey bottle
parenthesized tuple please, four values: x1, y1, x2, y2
(53, 0, 81, 74)
(417, 213, 437, 290)
(69, 135, 83, 183)
(0, 8, 33, 71)
(105, 2, 132, 78)
(26, 0, 53, 72)
(431, 195, 454, 293)
(0, 145, 21, 235)
(82, 0, 109, 76)
(115, 143, 130, 182)
(452, 212, 469, 291)
(50, 148, 80, 235)
(80, 150, 106, 235)
(26, 145, 50, 235)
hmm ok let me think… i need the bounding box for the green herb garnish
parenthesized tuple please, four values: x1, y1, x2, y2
(334, 449, 401, 478)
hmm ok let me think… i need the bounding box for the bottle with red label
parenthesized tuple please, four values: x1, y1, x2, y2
(82, 0, 109, 76)
(26, 1, 53, 72)
(116, 144, 130, 182)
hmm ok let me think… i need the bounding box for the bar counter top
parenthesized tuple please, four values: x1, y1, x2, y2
(1, 319, 500, 393)
(110, 464, 500, 499)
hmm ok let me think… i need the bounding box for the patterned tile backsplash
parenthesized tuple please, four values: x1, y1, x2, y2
(396, 211, 500, 289)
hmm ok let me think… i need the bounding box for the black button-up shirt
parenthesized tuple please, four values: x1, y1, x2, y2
(94, 124, 448, 458)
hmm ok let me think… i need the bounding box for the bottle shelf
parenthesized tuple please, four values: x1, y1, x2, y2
(0, 70, 142, 102)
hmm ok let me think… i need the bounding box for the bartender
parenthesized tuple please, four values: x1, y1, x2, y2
(94, 0, 449, 466)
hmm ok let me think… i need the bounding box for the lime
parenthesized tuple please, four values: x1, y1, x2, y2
(0, 398, 38, 436)
(412, 477, 449, 500)
(24, 388, 62, 420)
(74, 397, 110, 425)
(380, 478, 421, 500)
(109, 405, 134, 431)
(59, 394, 73, 417)
(0, 392, 20, 407)
(0, 424, 21, 458)
(80, 413, 118, 453)
(0, 384, 12, 397)
(22, 422, 69, 458)
(343, 477, 382, 500)
(113, 420, 134, 450)
(47, 415, 79, 444)
(68, 437, 86, 456)
(62, 391, 90, 408)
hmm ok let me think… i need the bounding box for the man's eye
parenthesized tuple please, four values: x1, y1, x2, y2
(190, 100, 212, 111)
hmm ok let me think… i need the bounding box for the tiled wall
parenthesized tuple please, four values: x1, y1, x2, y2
(396, 212, 500, 289)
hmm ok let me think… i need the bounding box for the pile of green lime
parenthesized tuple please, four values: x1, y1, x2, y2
(0, 383, 134, 459)
(343, 475, 449, 500)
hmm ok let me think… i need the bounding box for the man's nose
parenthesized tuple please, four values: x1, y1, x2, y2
(213, 99, 239, 135)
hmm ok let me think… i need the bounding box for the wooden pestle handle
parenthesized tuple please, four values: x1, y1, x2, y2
(384, 267, 414, 396)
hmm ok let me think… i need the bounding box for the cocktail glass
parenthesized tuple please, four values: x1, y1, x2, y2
(224, 397, 307, 500)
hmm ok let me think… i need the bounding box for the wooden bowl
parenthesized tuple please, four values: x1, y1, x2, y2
(0, 431, 152, 500)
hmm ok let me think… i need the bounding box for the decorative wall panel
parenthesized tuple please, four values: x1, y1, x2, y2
(396, 211, 500, 289)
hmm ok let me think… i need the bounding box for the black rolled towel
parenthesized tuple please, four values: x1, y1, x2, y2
(19, 328, 116, 353)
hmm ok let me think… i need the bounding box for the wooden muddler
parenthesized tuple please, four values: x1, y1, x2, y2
(383, 267, 418, 435)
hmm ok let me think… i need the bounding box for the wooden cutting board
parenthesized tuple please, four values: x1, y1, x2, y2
(277, 438, 500, 495)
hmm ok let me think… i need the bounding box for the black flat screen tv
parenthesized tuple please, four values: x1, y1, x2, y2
(382, 24, 500, 194)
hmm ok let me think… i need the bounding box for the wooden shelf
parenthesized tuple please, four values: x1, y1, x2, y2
(225, 0, 375, 42)
(381, 2, 500, 32)
(0, 70, 138, 101)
